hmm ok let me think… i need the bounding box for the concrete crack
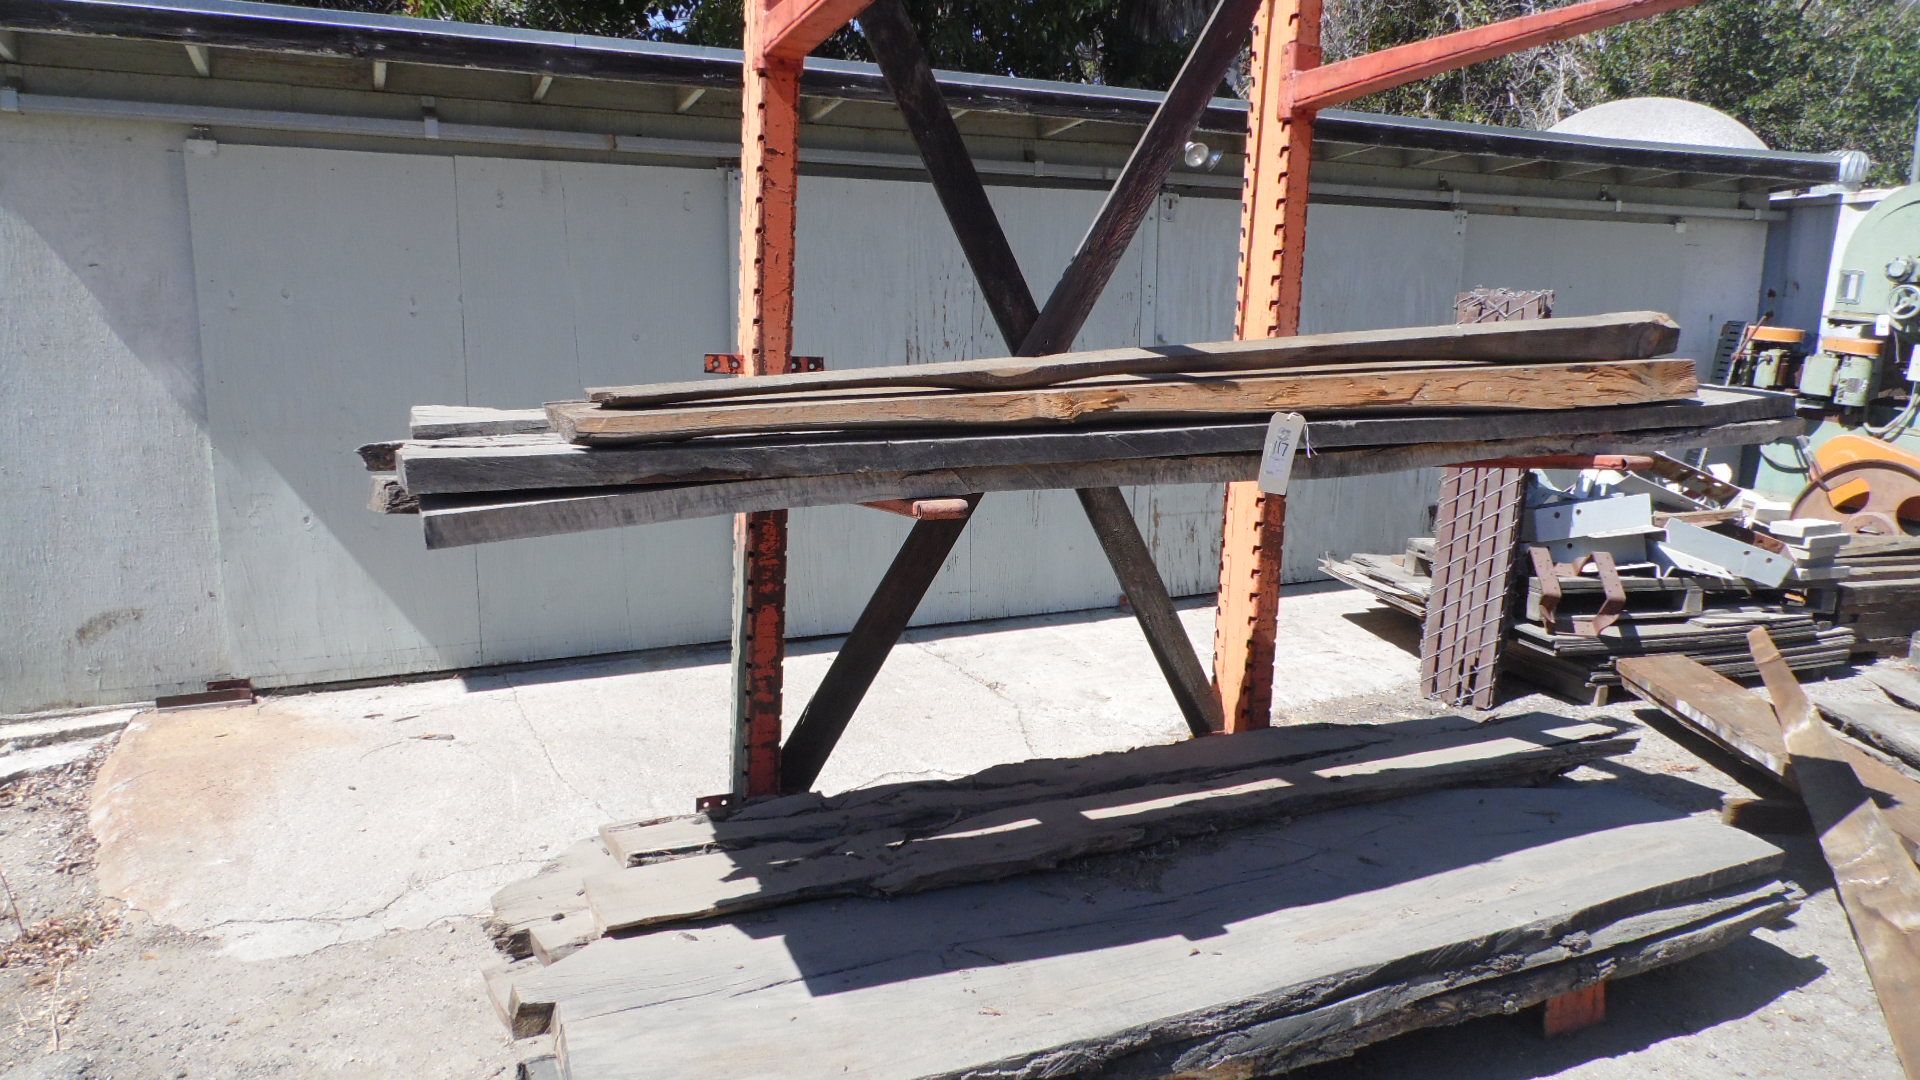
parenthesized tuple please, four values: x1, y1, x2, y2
(501, 682, 614, 819)
(908, 641, 1040, 757)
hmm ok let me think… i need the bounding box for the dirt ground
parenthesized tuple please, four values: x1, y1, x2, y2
(0, 595, 1906, 1079)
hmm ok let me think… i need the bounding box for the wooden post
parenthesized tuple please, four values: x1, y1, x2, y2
(1213, 0, 1319, 732)
(730, 1, 805, 798)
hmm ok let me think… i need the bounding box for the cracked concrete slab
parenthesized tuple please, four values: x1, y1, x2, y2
(87, 582, 1416, 962)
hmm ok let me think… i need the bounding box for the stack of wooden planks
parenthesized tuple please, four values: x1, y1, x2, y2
(358, 314, 1813, 551)
(1802, 534, 1920, 658)
(483, 711, 1800, 1079)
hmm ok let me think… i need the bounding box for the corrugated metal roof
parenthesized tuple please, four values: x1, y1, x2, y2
(0, 0, 1861, 188)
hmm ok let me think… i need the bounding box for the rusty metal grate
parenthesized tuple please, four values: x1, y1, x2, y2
(1420, 465, 1528, 708)
(1454, 288, 1554, 324)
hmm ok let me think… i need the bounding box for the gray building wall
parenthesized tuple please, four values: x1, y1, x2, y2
(2, 111, 1772, 712)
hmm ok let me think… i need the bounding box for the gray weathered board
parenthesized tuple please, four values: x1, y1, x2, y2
(395, 387, 1792, 495)
(583, 311, 1682, 406)
(529, 786, 1789, 1080)
(413, 417, 1800, 548)
(598, 716, 1416, 866)
(1814, 697, 1920, 774)
(581, 715, 1630, 935)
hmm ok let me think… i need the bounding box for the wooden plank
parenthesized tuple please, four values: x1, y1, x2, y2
(1870, 665, 1920, 712)
(483, 838, 619, 960)
(1020, 0, 1263, 355)
(398, 387, 1789, 495)
(1076, 486, 1223, 736)
(1615, 653, 1920, 862)
(583, 312, 1681, 407)
(538, 786, 1783, 1078)
(613, 716, 1405, 865)
(584, 715, 1632, 934)
(556, 359, 1700, 444)
(367, 473, 418, 514)
(415, 416, 1799, 549)
(1816, 697, 1920, 774)
(409, 404, 548, 439)
(859, 0, 1035, 351)
(1750, 628, 1920, 1076)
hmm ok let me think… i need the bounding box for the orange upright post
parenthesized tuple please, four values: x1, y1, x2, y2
(1212, 0, 1320, 732)
(1213, 0, 1700, 732)
(730, 0, 807, 797)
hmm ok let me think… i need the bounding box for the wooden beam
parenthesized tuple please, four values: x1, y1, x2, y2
(552, 360, 1701, 445)
(1078, 486, 1223, 737)
(415, 416, 1799, 548)
(860, 0, 1038, 350)
(1215, 0, 1320, 733)
(1293, 0, 1697, 111)
(1750, 628, 1920, 1076)
(1021, 0, 1263, 357)
(587, 311, 1680, 407)
(761, 0, 874, 62)
(778, 497, 980, 794)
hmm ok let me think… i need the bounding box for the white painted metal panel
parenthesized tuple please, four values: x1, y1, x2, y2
(188, 144, 485, 685)
(0, 117, 228, 712)
(785, 173, 983, 636)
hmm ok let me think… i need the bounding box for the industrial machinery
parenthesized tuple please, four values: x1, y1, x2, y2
(1747, 182, 1920, 533)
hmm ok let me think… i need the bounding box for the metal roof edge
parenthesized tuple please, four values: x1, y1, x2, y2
(0, 0, 1857, 185)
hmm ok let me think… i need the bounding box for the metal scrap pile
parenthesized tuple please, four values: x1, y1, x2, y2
(1325, 453, 1862, 706)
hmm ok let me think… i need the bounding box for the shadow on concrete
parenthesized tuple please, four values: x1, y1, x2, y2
(1287, 931, 1824, 1080)
(1339, 606, 1423, 656)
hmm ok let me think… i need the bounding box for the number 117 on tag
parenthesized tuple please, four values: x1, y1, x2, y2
(1256, 412, 1307, 495)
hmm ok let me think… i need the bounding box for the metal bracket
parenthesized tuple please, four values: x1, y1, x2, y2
(704, 352, 824, 375)
(1529, 546, 1626, 637)
(694, 792, 737, 815)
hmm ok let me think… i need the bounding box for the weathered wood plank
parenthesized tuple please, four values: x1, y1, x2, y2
(583, 716, 1633, 934)
(556, 359, 1700, 444)
(1869, 665, 1920, 713)
(367, 473, 418, 514)
(410, 404, 548, 439)
(540, 786, 1782, 1079)
(484, 838, 619, 959)
(397, 386, 1790, 495)
(1816, 697, 1920, 774)
(414, 416, 1799, 549)
(584, 312, 1682, 406)
(1750, 629, 1920, 1076)
(609, 717, 1409, 866)
(1616, 653, 1920, 862)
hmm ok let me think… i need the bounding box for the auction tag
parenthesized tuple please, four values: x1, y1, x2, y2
(1256, 412, 1307, 495)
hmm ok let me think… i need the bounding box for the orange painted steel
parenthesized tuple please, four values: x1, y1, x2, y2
(1292, 0, 1695, 111)
(761, 0, 875, 61)
(731, 0, 806, 797)
(1213, 0, 1320, 733)
(1214, 0, 1703, 732)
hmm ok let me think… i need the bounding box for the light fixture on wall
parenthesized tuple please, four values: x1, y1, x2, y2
(1183, 140, 1223, 171)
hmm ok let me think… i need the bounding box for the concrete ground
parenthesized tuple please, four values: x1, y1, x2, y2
(0, 581, 1904, 1078)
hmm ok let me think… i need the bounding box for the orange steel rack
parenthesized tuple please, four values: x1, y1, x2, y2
(726, 0, 1703, 798)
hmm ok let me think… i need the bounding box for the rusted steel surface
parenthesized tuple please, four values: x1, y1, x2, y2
(1463, 454, 1655, 470)
(1751, 628, 1920, 1076)
(860, 497, 974, 520)
(1455, 288, 1553, 324)
(1292, 0, 1698, 111)
(1542, 981, 1608, 1037)
(704, 352, 824, 375)
(1529, 548, 1627, 638)
(729, 0, 805, 797)
(731, 508, 789, 798)
(1212, 0, 1319, 733)
(1421, 465, 1528, 709)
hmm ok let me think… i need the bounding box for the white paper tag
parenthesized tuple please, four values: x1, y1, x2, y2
(1257, 412, 1307, 495)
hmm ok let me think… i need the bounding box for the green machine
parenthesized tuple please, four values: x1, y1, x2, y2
(1748, 181, 1920, 503)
